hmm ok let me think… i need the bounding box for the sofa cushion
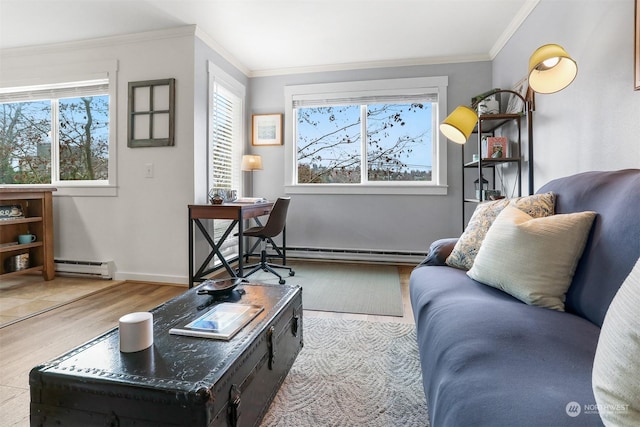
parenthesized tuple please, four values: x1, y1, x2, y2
(410, 265, 603, 426)
(445, 192, 555, 270)
(592, 256, 640, 425)
(537, 169, 640, 326)
(467, 206, 596, 311)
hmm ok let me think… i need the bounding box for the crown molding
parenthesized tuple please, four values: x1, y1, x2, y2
(0, 26, 197, 58)
(489, 0, 540, 59)
(249, 54, 492, 78)
(193, 27, 251, 77)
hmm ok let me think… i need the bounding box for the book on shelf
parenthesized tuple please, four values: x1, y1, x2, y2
(169, 303, 264, 340)
(485, 136, 509, 159)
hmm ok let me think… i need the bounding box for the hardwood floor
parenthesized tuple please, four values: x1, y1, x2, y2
(0, 275, 124, 327)
(0, 264, 414, 426)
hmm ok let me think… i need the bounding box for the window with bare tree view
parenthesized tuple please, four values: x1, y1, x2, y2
(296, 102, 432, 184)
(286, 76, 447, 193)
(0, 81, 109, 185)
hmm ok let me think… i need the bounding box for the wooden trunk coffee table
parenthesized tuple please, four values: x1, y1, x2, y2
(30, 282, 303, 427)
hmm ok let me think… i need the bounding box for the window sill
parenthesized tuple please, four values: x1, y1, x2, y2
(284, 184, 448, 196)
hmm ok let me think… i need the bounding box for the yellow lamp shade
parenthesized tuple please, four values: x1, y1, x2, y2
(241, 154, 263, 171)
(439, 106, 478, 144)
(528, 44, 577, 94)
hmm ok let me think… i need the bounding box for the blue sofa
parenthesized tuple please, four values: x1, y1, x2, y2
(410, 169, 640, 426)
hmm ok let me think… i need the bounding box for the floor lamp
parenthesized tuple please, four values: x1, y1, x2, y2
(241, 154, 263, 196)
(440, 44, 578, 194)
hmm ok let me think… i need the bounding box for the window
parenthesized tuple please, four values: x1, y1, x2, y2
(284, 76, 448, 195)
(209, 83, 242, 193)
(0, 80, 112, 188)
(208, 62, 245, 261)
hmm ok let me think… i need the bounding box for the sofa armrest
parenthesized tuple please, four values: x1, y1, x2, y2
(418, 238, 459, 267)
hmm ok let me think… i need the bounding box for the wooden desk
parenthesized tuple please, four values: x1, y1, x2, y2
(188, 202, 273, 288)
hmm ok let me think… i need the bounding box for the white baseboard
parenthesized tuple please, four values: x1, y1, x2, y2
(114, 271, 188, 286)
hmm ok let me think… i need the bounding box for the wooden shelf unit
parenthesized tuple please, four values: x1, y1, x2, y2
(0, 187, 56, 280)
(461, 111, 530, 229)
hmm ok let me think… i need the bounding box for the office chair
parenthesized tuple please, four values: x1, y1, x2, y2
(241, 197, 295, 284)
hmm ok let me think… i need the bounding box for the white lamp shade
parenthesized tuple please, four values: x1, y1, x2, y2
(528, 44, 578, 94)
(439, 106, 478, 144)
(241, 154, 263, 171)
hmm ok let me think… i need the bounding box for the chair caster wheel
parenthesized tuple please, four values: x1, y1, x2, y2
(279, 279, 286, 284)
(289, 271, 295, 276)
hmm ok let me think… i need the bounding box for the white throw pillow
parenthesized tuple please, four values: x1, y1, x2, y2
(467, 206, 596, 311)
(592, 257, 640, 426)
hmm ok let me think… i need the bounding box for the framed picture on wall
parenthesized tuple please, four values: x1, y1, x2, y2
(635, 0, 640, 90)
(252, 114, 283, 146)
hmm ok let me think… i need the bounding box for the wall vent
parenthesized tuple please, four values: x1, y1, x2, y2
(54, 259, 115, 279)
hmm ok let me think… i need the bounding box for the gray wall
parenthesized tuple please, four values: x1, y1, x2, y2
(494, 0, 640, 188)
(248, 62, 491, 258)
(250, 0, 640, 261)
(4, 0, 635, 281)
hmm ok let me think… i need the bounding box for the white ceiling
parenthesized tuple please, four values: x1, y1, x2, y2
(0, 0, 538, 76)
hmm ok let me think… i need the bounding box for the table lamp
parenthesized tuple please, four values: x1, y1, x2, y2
(241, 154, 263, 196)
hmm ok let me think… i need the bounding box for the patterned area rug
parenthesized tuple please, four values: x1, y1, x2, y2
(260, 317, 429, 426)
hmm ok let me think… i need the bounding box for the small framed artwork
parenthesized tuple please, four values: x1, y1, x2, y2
(128, 78, 175, 147)
(252, 114, 283, 146)
(505, 77, 529, 114)
(635, 0, 640, 90)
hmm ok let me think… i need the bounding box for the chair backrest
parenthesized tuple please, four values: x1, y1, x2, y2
(259, 197, 291, 238)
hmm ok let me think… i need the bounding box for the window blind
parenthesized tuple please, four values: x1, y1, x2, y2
(210, 82, 240, 190)
(209, 80, 242, 261)
(292, 91, 438, 108)
(0, 79, 109, 103)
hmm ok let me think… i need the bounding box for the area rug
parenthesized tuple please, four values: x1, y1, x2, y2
(247, 262, 403, 316)
(260, 317, 429, 426)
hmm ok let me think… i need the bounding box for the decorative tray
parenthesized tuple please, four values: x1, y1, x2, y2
(197, 278, 246, 296)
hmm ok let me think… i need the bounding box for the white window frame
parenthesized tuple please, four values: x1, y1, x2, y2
(284, 76, 448, 195)
(0, 60, 118, 197)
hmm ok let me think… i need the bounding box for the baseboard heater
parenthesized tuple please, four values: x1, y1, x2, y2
(54, 259, 115, 279)
(286, 247, 425, 264)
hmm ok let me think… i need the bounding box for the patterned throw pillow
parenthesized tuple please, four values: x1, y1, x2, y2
(445, 192, 556, 270)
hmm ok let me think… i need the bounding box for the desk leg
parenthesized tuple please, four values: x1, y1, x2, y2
(237, 215, 244, 277)
(189, 216, 194, 288)
(193, 219, 239, 281)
